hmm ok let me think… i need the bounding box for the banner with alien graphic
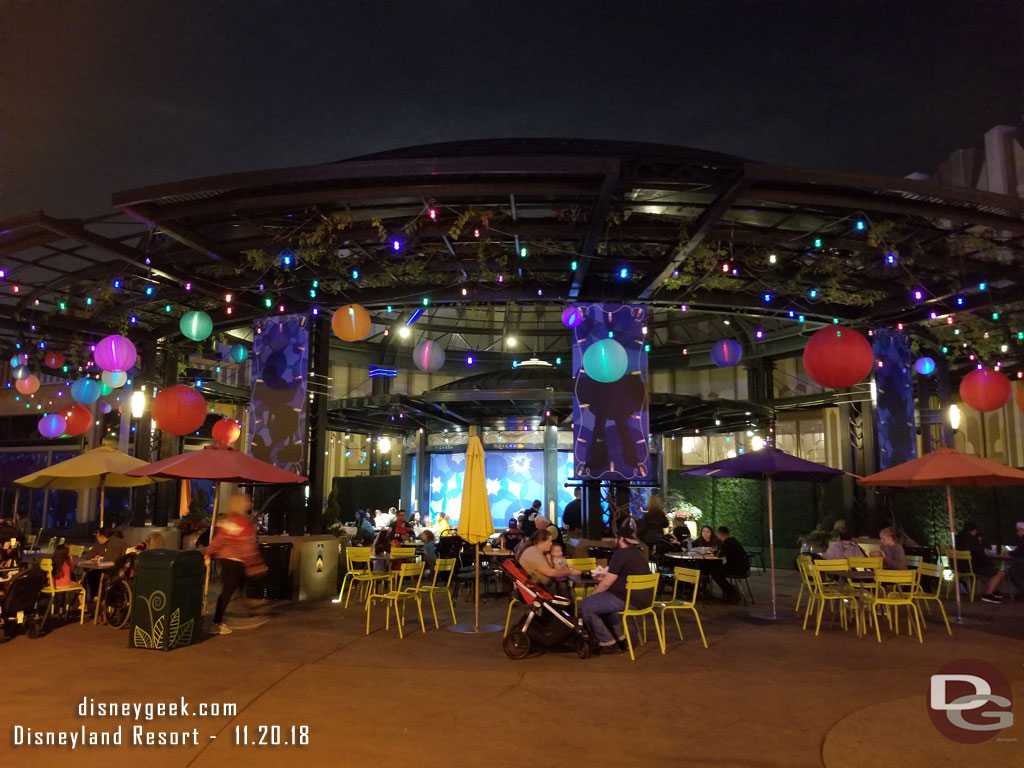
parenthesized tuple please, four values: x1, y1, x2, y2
(248, 314, 309, 474)
(572, 304, 650, 481)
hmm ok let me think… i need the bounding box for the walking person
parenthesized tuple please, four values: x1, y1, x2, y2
(204, 494, 266, 635)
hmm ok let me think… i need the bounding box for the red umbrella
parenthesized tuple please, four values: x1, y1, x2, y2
(126, 444, 307, 612)
(859, 448, 1024, 622)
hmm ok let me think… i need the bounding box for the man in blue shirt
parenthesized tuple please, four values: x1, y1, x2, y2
(578, 527, 652, 654)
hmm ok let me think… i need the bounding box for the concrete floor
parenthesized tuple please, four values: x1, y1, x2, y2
(1, 570, 1022, 768)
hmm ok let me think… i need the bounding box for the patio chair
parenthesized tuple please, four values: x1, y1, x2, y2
(911, 562, 952, 636)
(940, 548, 976, 602)
(366, 561, 426, 638)
(566, 557, 597, 606)
(659, 567, 707, 648)
(864, 569, 923, 643)
(39, 558, 86, 627)
(810, 559, 857, 636)
(68, 545, 85, 557)
(334, 546, 390, 607)
(795, 555, 814, 616)
(414, 557, 457, 628)
(617, 573, 665, 660)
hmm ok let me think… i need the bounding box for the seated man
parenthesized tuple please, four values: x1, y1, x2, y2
(823, 530, 865, 560)
(956, 522, 1006, 603)
(1008, 521, 1024, 600)
(578, 527, 651, 654)
(390, 510, 414, 543)
(711, 526, 750, 603)
(517, 529, 577, 598)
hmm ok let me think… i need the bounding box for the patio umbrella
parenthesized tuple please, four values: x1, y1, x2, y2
(15, 445, 166, 528)
(685, 446, 843, 620)
(451, 435, 501, 633)
(859, 448, 1024, 623)
(125, 443, 307, 613)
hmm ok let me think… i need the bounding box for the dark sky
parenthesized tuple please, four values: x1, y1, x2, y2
(2, 0, 1021, 218)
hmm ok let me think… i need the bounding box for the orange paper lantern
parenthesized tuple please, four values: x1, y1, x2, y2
(152, 384, 208, 436)
(331, 304, 371, 342)
(15, 374, 40, 395)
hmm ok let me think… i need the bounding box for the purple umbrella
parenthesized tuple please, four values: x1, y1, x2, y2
(685, 446, 843, 620)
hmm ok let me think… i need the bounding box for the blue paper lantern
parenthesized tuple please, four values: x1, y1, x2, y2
(71, 377, 102, 404)
(38, 413, 66, 439)
(228, 344, 249, 363)
(582, 338, 628, 383)
(561, 306, 585, 328)
(710, 339, 743, 368)
(12, 364, 31, 380)
(99, 402, 113, 415)
(914, 357, 936, 376)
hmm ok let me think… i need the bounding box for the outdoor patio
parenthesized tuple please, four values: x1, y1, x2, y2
(3, 569, 1021, 768)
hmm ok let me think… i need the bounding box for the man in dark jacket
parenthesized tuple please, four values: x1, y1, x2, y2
(562, 488, 582, 531)
(711, 526, 750, 603)
(1008, 522, 1024, 600)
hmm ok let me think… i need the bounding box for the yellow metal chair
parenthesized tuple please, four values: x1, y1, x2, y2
(389, 546, 417, 560)
(864, 569, 923, 643)
(43, 537, 57, 554)
(68, 545, 85, 558)
(566, 557, 597, 605)
(794, 555, 814, 615)
(414, 557, 457, 628)
(366, 561, 426, 638)
(912, 562, 952, 636)
(39, 558, 86, 626)
(905, 554, 922, 569)
(941, 547, 976, 602)
(617, 573, 665, 660)
(847, 556, 882, 570)
(659, 567, 707, 648)
(810, 559, 857, 636)
(335, 546, 389, 607)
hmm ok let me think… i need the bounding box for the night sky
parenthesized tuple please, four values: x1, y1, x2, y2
(2, 0, 1021, 218)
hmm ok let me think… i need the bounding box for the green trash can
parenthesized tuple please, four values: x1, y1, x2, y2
(129, 549, 205, 651)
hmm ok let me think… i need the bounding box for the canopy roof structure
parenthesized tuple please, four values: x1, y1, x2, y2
(3, 138, 1023, 375)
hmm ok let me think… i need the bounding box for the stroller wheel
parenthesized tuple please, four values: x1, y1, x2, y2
(502, 631, 531, 660)
(575, 636, 592, 659)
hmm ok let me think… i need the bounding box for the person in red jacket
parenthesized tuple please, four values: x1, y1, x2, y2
(204, 494, 265, 635)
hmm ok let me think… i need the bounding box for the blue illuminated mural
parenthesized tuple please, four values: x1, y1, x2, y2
(429, 450, 553, 527)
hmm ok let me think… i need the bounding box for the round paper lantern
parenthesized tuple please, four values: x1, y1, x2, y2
(151, 384, 208, 435)
(99, 382, 113, 396)
(62, 403, 93, 436)
(959, 368, 1011, 412)
(228, 344, 248, 363)
(95, 334, 137, 373)
(38, 413, 66, 439)
(561, 306, 585, 328)
(331, 304, 371, 342)
(99, 402, 112, 415)
(16, 374, 40, 395)
(180, 310, 213, 342)
(412, 339, 446, 372)
(710, 339, 743, 368)
(101, 370, 127, 388)
(802, 327, 874, 389)
(914, 357, 936, 376)
(44, 351, 65, 369)
(212, 417, 241, 444)
(10, 354, 27, 369)
(12, 364, 31, 380)
(582, 338, 628, 383)
(71, 378, 102, 404)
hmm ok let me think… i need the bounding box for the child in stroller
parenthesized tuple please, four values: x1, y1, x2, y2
(0, 565, 48, 640)
(500, 558, 593, 659)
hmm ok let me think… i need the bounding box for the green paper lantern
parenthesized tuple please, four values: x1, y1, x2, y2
(180, 310, 213, 342)
(582, 338, 629, 383)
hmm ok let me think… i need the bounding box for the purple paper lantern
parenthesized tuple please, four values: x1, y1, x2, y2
(38, 413, 66, 438)
(561, 305, 585, 328)
(9, 353, 28, 369)
(95, 334, 137, 373)
(914, 357, 936, 376)
(710, 339, 743, 368)
(412, 339, 446, 372)
(99, 402, 113, 415)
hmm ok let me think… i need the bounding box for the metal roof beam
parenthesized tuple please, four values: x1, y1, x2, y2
(569, 168, 621, 299)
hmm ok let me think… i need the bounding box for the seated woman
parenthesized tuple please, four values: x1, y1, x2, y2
(637, 496, 669, 548)
(871, 526, 906, 570)
(693, 525, 716, 549)
(354, 510, 376, 545)
(51, 544, 75, 587)
(823, 530, 865, 560)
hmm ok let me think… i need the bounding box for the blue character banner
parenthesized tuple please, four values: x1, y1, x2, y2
(248, 315, 309, 473)
(572, 304, 650, 481)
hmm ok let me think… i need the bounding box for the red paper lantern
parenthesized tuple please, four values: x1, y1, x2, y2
(960, 368, 1011, 412)
(151, 384, 208, 435)
(802, 327, 874, 389)
(62, 403, 93, 436)
(212, 417, 241, 444)
(44, 351, 65, 369)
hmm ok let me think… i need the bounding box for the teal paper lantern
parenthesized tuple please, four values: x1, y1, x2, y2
(228, 344, 248, 363)
(582, 338, 628, 383)
(180, 310, 213, 342)
(71, 377, 102, 404)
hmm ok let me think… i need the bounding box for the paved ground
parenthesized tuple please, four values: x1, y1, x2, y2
(2, 570, 1022, 768)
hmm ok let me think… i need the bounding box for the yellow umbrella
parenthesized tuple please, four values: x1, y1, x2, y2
(15, 445, 166, 527)
(452, 436, 501, 633)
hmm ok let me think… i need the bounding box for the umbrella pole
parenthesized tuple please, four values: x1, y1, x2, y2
(99, 477, 106, 529)
(202, 484, 221, 617)
(947, 485, 963, 623)
(768, 477, 777, 619)
(474, 543, 480, 632)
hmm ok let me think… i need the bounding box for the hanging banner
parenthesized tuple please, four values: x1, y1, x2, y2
(872, 328, 918, 469)
(572, 303, 650, 481)
(249, 314, 309, 473)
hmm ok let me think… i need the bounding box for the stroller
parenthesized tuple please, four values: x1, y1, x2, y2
(500, 558, 593, 660)
(0, 565, 48, 640)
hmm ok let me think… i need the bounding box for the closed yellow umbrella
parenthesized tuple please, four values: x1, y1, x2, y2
(15, 445, 166, 527)
(452, 435, 501, 633)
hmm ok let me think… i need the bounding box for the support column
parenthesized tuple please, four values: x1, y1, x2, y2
(152, 348, 179, 527)
(582, 482, 603, 539)
(305, 314, 331, 534)
(544, 425, 558, 524)
(415, 430, 428, 523)
(130, 342, 158, 526)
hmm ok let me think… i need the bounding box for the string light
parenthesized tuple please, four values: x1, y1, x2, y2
(619, 267, 628, 278)
(768, 253, 776, 264)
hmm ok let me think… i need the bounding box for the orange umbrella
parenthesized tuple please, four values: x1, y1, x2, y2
(859, 448, 1024, 622)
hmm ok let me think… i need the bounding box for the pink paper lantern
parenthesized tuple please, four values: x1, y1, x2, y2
(95, 334, 137, 373)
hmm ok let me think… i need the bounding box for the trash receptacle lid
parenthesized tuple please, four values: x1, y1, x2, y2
(137, 549, 205, 575)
